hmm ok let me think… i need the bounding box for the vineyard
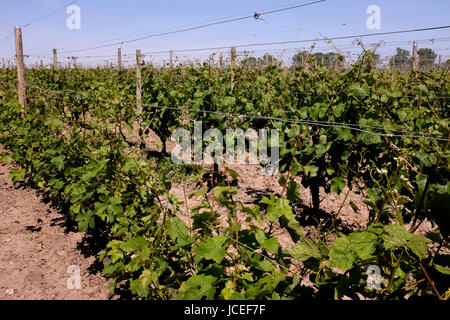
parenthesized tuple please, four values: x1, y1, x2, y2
(0, 48, 449, 301)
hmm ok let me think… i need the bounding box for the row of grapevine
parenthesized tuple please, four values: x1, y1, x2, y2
(0, 51, 448, 300)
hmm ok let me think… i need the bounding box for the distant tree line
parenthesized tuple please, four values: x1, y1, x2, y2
(389, 47, 438, 69)
(239, 47, 441, 70)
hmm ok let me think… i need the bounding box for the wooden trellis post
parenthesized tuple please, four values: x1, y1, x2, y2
(136, 49, 142, 114)
(231, 47, 236, 67)
(53, 48, 58, 69)
(412, 41, 419, 71)
(118, 47, 122, 69)
(231, 47, 236, 92)
(14, 26, 27, 110)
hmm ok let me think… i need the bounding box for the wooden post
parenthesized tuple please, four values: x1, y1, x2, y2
(301, 52, 309, 71)
(53, 48, 58, 69)
(265, 53, 269, 66)
(230, 47, 236, 93)
(219, 52, 223, 68)
(14, 26, 27, 109)
(231, 47, 236, 67)
(412, 41, 419, 71)
(118, 47, 122, 69)
(136, 49, 142, 114)
(72, 56, 77, 68)
(169, 50, 173, 68)
(438, 55, 442, 70)
(2, 58, 5, 69)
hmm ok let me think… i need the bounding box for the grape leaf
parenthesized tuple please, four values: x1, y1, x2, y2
(173, 275, 217, 300)
(194, 236, 228, 264)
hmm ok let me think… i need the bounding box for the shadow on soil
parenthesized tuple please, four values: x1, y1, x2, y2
(244, 185, 356, 236)
(12, 178, 134, 300)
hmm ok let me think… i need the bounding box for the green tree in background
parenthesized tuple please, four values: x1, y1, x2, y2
(240, 56, 259, 68)
(418, 48, 437, 68)
(312, 52, 338, 67)
(357, 50, 380, 67)
(292, 51, 309, 67)
(292, 51, 338, 68)
(260, 53, 278, 66)
(391, 48, 411, 69)
(241, 53, 278, 68)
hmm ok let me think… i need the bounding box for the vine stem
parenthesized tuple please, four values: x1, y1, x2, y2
(411, 138, 449, 233)
(281, 136, 301, 198)
(385, 163, 403, 225)
(323, 186, 351, 241)
(381, 254, 394, 268)
(372, 163, 401, 224)
(233, 201, 239, 291)
(224, 169, 239, 291)
(370, 169, 386, 224)
(418, 261, 443, 300)
(196, 164, 217, 216)
(182, 185, 192, 236)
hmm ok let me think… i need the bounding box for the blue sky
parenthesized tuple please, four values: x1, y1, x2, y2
(1, 0, 450, 66)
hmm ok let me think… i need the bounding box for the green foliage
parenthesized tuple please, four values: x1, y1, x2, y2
(0, 59, 447, 301)
(194, 236, 228, 264)
(174, 275, 217, 300)
(329, 231, 378, 271)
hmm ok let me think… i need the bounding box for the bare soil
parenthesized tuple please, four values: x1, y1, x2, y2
(0, 156, 110, 300)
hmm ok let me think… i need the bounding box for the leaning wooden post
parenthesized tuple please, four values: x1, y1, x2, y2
(53, 48, 58, 69)
(301, 52, 309, 72)
(135, 50, 144, 147)
(438, 55, 442, 71)
(333, 57, 339, 74)
(412, 41, 419, 71)
(118, 47, 122, 69)
(136, 49, 142, 114)
(14, 26, 27, 110)
(230, 47, 236, 93)
(231, 47, 236, 67)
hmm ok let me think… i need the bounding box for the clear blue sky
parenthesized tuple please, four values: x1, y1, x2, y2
(1, 0, 450, 66)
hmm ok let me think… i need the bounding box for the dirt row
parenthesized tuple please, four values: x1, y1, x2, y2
(0, 150, 110, 300)
(0, 138, 440, 299)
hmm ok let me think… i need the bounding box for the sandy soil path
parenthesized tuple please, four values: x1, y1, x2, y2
(0, 156, 110, 300)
